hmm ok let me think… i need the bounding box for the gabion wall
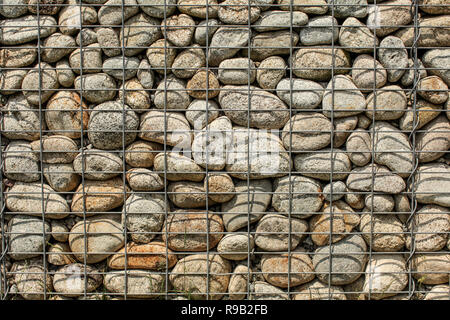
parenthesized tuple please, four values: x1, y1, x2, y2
(0, 0, 449, 300)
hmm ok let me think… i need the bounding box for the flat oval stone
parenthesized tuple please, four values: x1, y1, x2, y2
(218, 0, 260, 25)
(0, 45, 37, 68)
(250, 281, 289, 300)
(254, 10, 308, 32)
(13, 260, 52, 300)
(43, 163, 80, 192)
(146, 39, 177, 75)
(104, 270, 166, 298)
(228, 264, 251, 300)
(8, 215, 51, 260)
(300, 15, 339, 46)
(411, 252, 450, 285)
(154, 152, 205, 182)
(254, 214, 309, 251)
(366, 85, 407, 120)
(56, 59, 75, 87)
(360, 213, 405, 252)
(47, 242, 76, 266)
(3, 140, 40, 182)
(102, 56, 140, 80)
(53, 264, 102, 297)
(217, 233, 254, 260)
(74, 73, 117, 103)
(22, 62, 59, 105)
(69, 214, 124, 264)
(118, 78, 151, 111)
(126, 168, 164, 191)
(0, 69, 27, 95)
(0, 0, 28, 18)
(73, 149, 123, 181)
(249, 30, 299, 61)
(163, 210, 224, 251)
(221, 179, 272, 232)
(339, 17, 378, 53)
(125, 140, 160, 168)
(272, 175, 324, 218)
(107, 242, 177, 270)
(313, 234, 368, 285)
(204, 173, 235, 203)
(218, 58, 256, 85)
(330, 0, 368, 18)
(208, 27, 250, 66)
(367, 0, 412, 37)
(276, 78, 324, 110)
(364, 193, 395, 212)
(71, 177, 129, 214)
(167, 181, 208, 208)
(0, 15, 57, 45)
(378, 35, 409, 82)
(418, 76, 449, 105)
(41, 33, 76, 63)
(277, 0, 328, 15)
(120, 13, 161, 56)
(347, 164, 406, 194)
(281, 112, 332, 151)
(194, 18, 220, 45)
(6, 182, 69, 219)
(154, 76, 191, 110)
(87, 101, 139, 150)
(177, 0, 218, 18)
(351, 54, 387, 91)
(256, 56, 286, 90)
(219, 85, 289, 129)
(58, 5, 97, 35)
(139, 0, 177, 18)
(123, 193, 167, 244)
(169, 254, 231, 300)
(294, 279, 347, 300)
(363, 255, 408, 300)
(161, 14, 195, 47)
(186, 99, 220, 129)
(415, 116, 450, 163)
(96, 27, 121, 57)
(422, 49, 450, 86)
(172, 46, 205, 79)
(98, 0, 139, 25)
(294, 149, 352, 181)
(413, 163, 450, 207)
(261, 250, 315, 288)
(322, 75, 366, 118)
(30, 135, 78, 164)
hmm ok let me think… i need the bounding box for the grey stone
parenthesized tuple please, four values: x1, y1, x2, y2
(104, 270, 166, 298)
(366, 0, 412, 37)
(228, 265, 251, 300)
(333, 116, 358, 148)
(12, 260, 52, 300)
(153, 152, 205, 182)
(416, 116, 450, 163)
(281, 112, 332, 152)
(8, 215, 51, 260)
(323, 181, 347, 201)
(346, 164, 406, 194)
(56, 59, 75, 87)
(73, 73, 117, 103)
(53, 264, 102, 297)
(170, 254, 231, 300)
(76, 28, 97, 46)
(366, 85, 407, 120)
(178, 0, 219, 19)
(138, 0, 176, 18)
(186, 99, 220, 129)
(360, 213, 405, 252)
(422, 49, 450, 86)
(346, 129, 372, 166)
(87, 101, 139, 150)
(253, 10, 308, 32)
(413, 163, 450, 207)
(276, 78, 324, 109)
(249, 30, 299, 61)
(3, 140, 39, 182)
(58, 4, 98, 36)
(328, 0, 368, 18)
(30, 135, 78, 164)
(154, 76, 191, 110)
(313, 234, 367, 285)
(217, 233, 255, 260)
(172, 45, 205, 79)
(250, 281, 288, 300)
(22, 62, 59, 105)
(124, 140, 160, 168)
(378, 36, 409, 82)
(69, 214, 124, 264)
(254, 214, 309, 251)
(294, 279, 347, 300)
(0, 45, 37, 68)
(146, 39, 177, 75)
(126, 168, 164, 191)
(96, 27, 121, 57)
(351, 54, 387, 91)
(411, 252, 450, 285)
(121, 13, 161, 56)
(294, 149, 352, 181)
(98, 0, 139, 25)
(277, 0, 328, 14)
(365, 194, 395, 212)
(124, 193, 166, 244)
(0, 0, 28, 18)
(73, 149, 123, 181)
(256, 56, 286, 90)
(339, 17, 378, 53)
(401, 59, 427, 87)
(219, 85, 289, 129)
(194, 19, 220, 46)
(218, 0, 260, 25)
(43, 163, 80, 192)
(322, 75, 366, 118)
(292, 48, 351, 81)
(5, 182, 70, 219)
(167, 181, 208, 208)
(218, 58, 256, 85)
(208, 27, 249, 66)
(102, 56, 140, 80)
(69, 43, 103, 74)
(418, 76, 449, 105)
(424, 285, 450, 300)
(42, 33, 76, 63)
(136, 59, 155, 89)
(50, 220, 69, 242)
(300, 16, 339, 46)
(161, 14, 195, 47)
(221, 179, 272, 232)
(372, 121, 413, 177)
(118, 78, 151, 111)
(0, 15, 57, 45)
(0, 70, 26, 95)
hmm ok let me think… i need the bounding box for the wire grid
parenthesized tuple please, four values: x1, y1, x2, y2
(0, 0, 449, 300)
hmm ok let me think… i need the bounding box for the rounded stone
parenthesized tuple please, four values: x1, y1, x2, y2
(218, 58, 256, 85)
(146, 39, 177, 75)
(256, 56, 286, 90)
(346, 164, 406, 194)
(3, 140, 40, 182)
(43, 163, 80, 192)
(250, 281, 288, 300)
(169, 254, 232, 300)
(120, 13, 161, 56)
(194, 19, 220, 45)
(0, 15, 57, 45)
(228, 264, 251, 300)
(254, 214, 309, 251)
(272, 175, 324, 218)
(217, 233, 254, 261)
(30, 135, 78, 164)
(366, 0, 412, 37)
(53, 263, 102, 297)
(153, 152, 205, 182)
(74, 73, 117, 104)
(339, 17, 378, 53)
(187, 70, 220, 99)
(218, 0, 260, 25)
(102, 56, 140, 80)
(167, 181, 208, 208)
(186, 99, 220, 129)
(333, 116, 358, 148)
(424, 285, 450, 300)
(178, 0, 219, 19)
(22, 62, 59, 105)
(98, 0, 139, 25)
(47, 242, 76, 266)
(417, 76, 449, 105)
(249, 30, 299, 61)
(161, 14, 195, 47)
(73, 149, 123, 181)
(123, 193, 167, 244)
(103, 270, 166, 298)
(208, 27, 250, 66)
(204, 173, 235, 203)
(126, 168, 164, 191)
(0, 0, 28, 18)
(45, 91, 89, 139)
(281, 112, 332, 151)
(323, 181, 347, 201)
(172, 46, 205, 79)
(413, 163, 450, 207)
(0, 46, 37, 69)
(294, 149, 352, 181)
(292, 48, 351, 81)
(411, 252, 450, 285)
(364, 194, 395, 213)
(254, 10, 308, 32)
(277, 0, 328, 14)
(351, 54, 387, 91)
(125, 140, 160, 168)
(366, 85, 407, 120)
(118, 78, 151, 111)
(416, 116, 450, 163)
(378, 35, 409, 82)
(56, 59, 75, 87)
(313, 234, 368, 286)
(261, 250, 315, 288)
(276, 78, 324, 110)
(163, 210, 224, 252)
(69, 214, 124, 264)
(69, 44, 102, 75)
(138, 0, 177, 18)
(360, 213, 405, 252)
(300, 15, 339, 46)
(87, 101, 139, 150)
(58, 5, 97, 36)
(13, 261, 53, 300)
(71, 177, 129, 215)
(294, 279, 347, 300)
(136, 59, 155, 89)
(8, 215, 51, 260)
(154, 76, 191, 110)
(96, 27, 121, 57)
(0, 69, 27, 95)
(51, 220, 69, 242)
(422, 49, 450, 86)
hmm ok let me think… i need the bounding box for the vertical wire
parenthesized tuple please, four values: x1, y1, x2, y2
(0, 97, 6, 299)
